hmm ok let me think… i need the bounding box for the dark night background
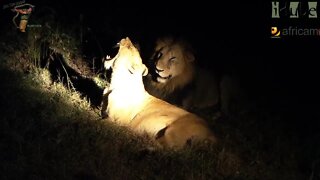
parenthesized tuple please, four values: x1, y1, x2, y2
(0, 0, 318, 153)
(2, 0, 315, 135)
(0, 0, 319, 178)
(0, 0, 318, 148)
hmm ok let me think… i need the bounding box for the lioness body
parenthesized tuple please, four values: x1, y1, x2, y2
(102, 37, 217, 149)
(156, 117, 217, 148)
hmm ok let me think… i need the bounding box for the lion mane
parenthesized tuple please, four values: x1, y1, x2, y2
(144, 36, 220, 110)
(145, 37, 194, 95)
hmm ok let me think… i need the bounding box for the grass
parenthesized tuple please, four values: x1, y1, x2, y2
(0, 13, 318, 180)
(0, 66, 225, 179)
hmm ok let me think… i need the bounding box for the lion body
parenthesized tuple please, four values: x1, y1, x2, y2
(144, 37, 220, 111)
(101, 37, 217, 149)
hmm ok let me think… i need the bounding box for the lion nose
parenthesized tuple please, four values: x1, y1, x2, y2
(155, 67, 164, 74)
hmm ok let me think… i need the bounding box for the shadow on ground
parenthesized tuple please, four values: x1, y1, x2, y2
(40, 44, 104, 108)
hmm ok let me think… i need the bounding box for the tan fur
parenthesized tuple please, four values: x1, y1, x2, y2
(102, 37, 217, 149)
(144, 36, 219, 110)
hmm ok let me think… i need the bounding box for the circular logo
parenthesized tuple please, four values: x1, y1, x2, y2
(271, 27, 281, 37)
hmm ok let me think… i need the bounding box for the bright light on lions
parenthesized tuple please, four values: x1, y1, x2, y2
(144, 36, 220, 111)
(101, 37, 217, 149)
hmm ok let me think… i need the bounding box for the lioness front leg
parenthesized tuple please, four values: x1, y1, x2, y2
(101, 86, 112, 119)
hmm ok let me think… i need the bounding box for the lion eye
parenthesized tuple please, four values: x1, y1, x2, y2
(156, 52, 162, 59)
(169, 57, 176, 62)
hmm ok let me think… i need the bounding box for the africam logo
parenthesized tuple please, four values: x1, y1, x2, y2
(271, 27, 281, 38)
(271, 26, 320, 38)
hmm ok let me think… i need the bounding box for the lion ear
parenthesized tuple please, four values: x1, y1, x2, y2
(185, 52, 195, 62)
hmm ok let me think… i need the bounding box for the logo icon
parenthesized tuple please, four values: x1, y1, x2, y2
(271, 27, 281, 38)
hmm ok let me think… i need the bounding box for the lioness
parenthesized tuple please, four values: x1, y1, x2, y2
(101, 37, 217, 149)
(144, 36, 220, 111)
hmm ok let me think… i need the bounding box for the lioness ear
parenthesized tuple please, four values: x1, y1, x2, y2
(104, 58, 115, 70)
(104, 56, 116, 70)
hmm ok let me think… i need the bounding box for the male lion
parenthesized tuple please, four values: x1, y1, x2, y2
(144, 36, 220, 111)
(101, 37, 217, 149)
